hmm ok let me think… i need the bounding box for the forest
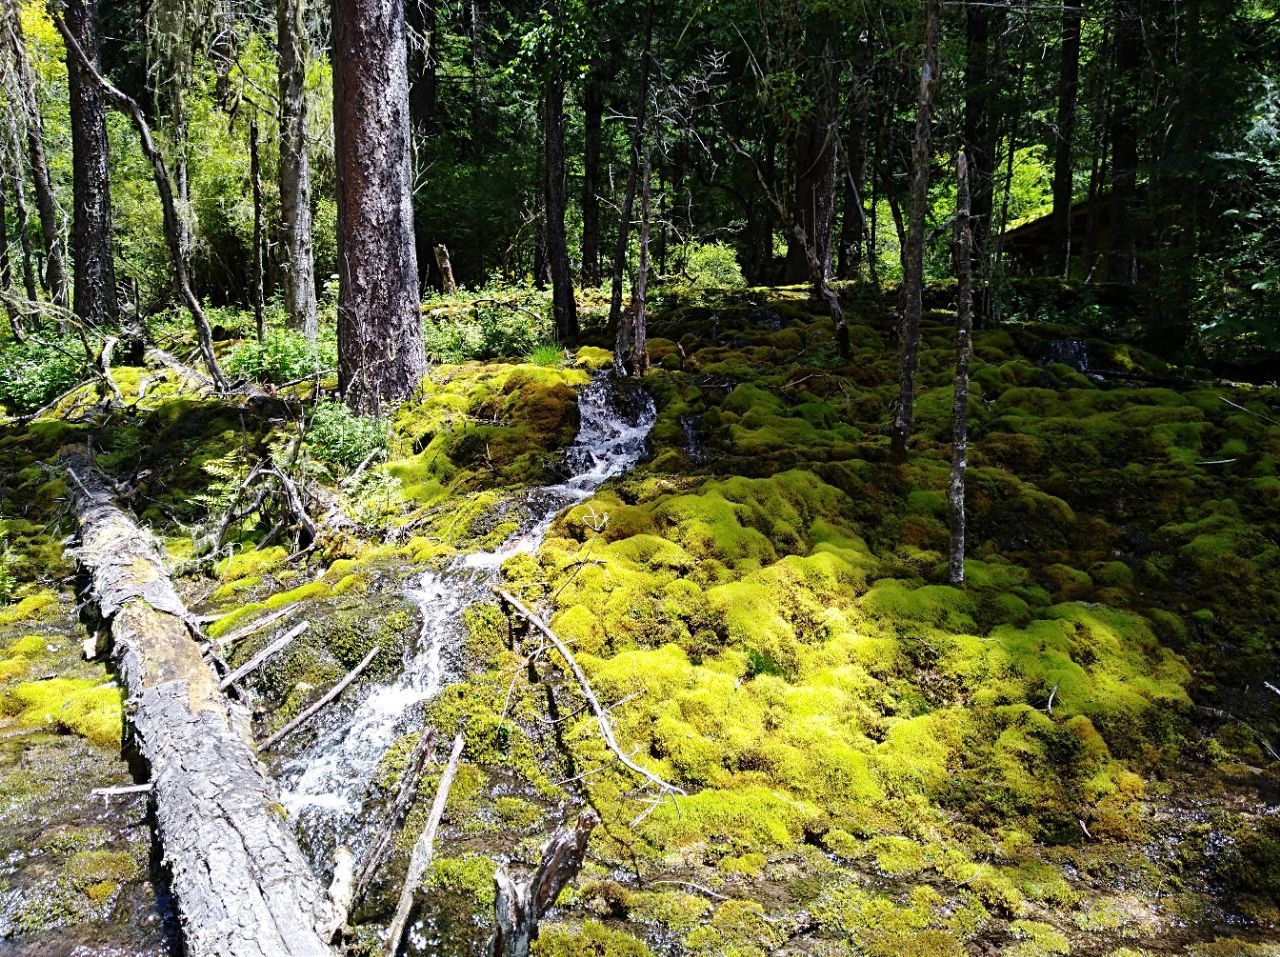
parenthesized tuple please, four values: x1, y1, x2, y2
(0, 0, 1279, 954)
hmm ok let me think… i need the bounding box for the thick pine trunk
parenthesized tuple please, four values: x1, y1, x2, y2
(889, 0, 941, 463)
(543, 68, 577, 341)
(949, 152, 973, 585)
(1050, 1, 1083, 276)
(332, 0, 426, 414)
(580, 60, 604, 288)
(61, 447, 340, 957)
(278, 0, 318, 339)
(6, 11, 68, 310)
(1108, 0, 1140, 285)
(65, 0, 118, 328)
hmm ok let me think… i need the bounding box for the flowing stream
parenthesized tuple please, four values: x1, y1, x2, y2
(279, 374, 655, 858)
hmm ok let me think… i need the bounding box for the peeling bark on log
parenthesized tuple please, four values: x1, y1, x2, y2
(491, 810, 599, 957)
(60, 446, 340, 957)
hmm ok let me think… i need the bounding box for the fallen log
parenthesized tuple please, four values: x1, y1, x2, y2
(354, 726, 438, 902)
(385, 732, 465, 957)
(60, 446, 340, 957)
(491, 810, 599, 957)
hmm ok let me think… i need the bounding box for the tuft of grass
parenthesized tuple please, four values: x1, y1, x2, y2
(526, 343, 566, 368)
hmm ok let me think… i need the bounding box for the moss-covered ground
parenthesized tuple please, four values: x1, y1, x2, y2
(1, 284, 1278, 954)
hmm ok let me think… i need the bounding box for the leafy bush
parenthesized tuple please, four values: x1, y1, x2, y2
(226, 329, 335, 384)
(0, 338, 85, 413)
(423, 300, 552, 362)
(678, 242, 747, 288)
(306, 401, 387, 470)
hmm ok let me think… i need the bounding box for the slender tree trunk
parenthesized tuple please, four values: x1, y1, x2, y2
(889, 0, 941, 463)
(581, 59, 604, 287)
(64, 0, 118, 328)
(250, 119, 266, 343)
(278, 0, 318, 339)
(406, 0, 438, 137)
(5, 11, 67, 311)
(988, 57, 1026, 325)
(783, 26, 840, 286)
(1050, 0, 1083, 276)
(837, 80, 868, 281)
(56, 15, 226, 386)
(5, 164, 38, 304)
(0, 172, 21, 336)
(624, 146, 651, 377)
(1108, 0, 1139, 285)
(332, 0, 426, 414)
(609, 0, 652, 339)
(543, 65, 577, 341)
(948, 152, 973, 586)
(963, 1, 1004, 284)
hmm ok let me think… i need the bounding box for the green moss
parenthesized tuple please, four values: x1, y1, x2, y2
(627, 890, 710, 931)
(531, 920, 653, 957)
(6, 634, 48, 657)
(3, 678, 123, 748)
(1008, 919, 1071, 957)
(426, 854, 497, 906)
(0, 590, 58, 626)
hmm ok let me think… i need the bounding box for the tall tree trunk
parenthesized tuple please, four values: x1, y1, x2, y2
(580, 59, 604, 287)
(332, 0, 426, 414)
(65, 0, 118, 328)
(278, 0, 318, 339)
(1108, 0, 1140, 285)
(250, 118, 266, 343)
(0, 172, 20, 336)
(889, 0, 941, 463)
(609, 0, 652, 339)
(1050, 0, 1083, 277)
(5, 11, 67, 310)
(948, 151, 973, 586)
(56, 14, 227, 387)
(406, 0, 438, 137)
(623, 146, 652, 377)
(543, 67, 577, 341)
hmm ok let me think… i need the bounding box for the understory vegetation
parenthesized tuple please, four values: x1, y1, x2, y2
(1, 282, 1277, 955)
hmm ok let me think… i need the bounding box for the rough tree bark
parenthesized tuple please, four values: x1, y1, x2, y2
(278, 0, 318, 338)
(889, 0, 941, 463)
(837, 70, 869, 281)
(948, 152, 973, 586)
(434, 243, 457, 294)
(491, 811, 599, 957)
(64, 0, 118, 328)
(542, 62, 578, 341)
(617, 147, 652, 377)
(608, 0, 652, 344)
(4, 8, 68, 310)
(2, 163, 38, 305)
(1050, 0, 1083, 276)
(0, 172, 15, 331)
(332, 0, 427, 414)
(56, 15, 228, 387)
(580, 58, 605, 287)
(61, 447, 341, 957)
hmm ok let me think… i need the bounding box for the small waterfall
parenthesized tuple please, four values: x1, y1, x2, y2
(279, 374, 656, 858)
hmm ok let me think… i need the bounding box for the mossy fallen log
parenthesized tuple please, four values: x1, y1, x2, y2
(60, 445, 342, 957)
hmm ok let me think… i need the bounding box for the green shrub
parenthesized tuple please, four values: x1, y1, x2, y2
(0, 338, 85, 413)
(678, 241, 746, 288)
(306, 401, 387, 470)
(423, 300, 552, 362)
(0, 535, 15, 604)
(226, 330, 335, 384)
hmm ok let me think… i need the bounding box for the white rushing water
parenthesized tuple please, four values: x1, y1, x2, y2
(279, 374, 655, 853)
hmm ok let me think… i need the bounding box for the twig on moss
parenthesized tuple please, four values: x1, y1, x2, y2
(495, 588, 686, 797)
(259, 646, 380, 750)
